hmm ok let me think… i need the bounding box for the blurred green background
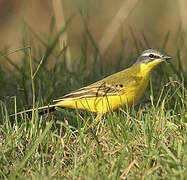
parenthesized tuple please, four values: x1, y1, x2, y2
(0, 0, 186, 69)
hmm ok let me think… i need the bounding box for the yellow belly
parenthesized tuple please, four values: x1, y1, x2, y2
(55, 76, 150, 114)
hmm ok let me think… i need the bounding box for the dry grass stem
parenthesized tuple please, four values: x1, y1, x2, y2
(52, 0, 72, 69)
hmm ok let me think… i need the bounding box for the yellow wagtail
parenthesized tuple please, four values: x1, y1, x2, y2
(10, 49, 171, 117)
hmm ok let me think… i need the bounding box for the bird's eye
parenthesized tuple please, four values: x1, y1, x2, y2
(149, 54, 154, 58)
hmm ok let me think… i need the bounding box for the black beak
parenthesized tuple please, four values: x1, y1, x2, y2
(163, 55, 172, 60)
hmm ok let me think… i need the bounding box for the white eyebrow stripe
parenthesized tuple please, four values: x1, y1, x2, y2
(142, 52, 153, 56)
(142, 52, 161, 57)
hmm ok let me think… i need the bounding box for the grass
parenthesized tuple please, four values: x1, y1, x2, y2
(0, 24, 187, 179)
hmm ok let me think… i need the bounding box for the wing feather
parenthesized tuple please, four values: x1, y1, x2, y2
(53, 82, 125, 102)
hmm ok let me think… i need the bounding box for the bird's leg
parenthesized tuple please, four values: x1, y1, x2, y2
(89, 113, 103, 130)
(134, 98, 151, 108)
(84, 113, 103, 134)
(95, 113, 103, 124)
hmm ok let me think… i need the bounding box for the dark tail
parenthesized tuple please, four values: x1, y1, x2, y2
(9, 104, 56, 117)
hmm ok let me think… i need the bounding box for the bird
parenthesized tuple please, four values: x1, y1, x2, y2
(10, 49, 172, 118)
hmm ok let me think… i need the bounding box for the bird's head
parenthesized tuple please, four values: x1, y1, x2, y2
(136, 49, 172, 71)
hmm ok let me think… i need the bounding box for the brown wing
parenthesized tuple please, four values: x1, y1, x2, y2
(53, 82, 125, 102)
